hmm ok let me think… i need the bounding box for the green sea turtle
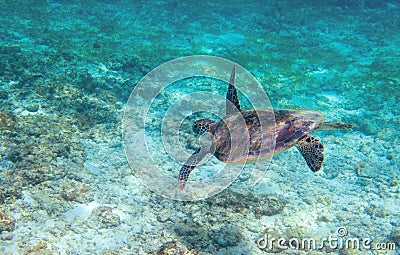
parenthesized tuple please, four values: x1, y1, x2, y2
(178, 65, 353, 190)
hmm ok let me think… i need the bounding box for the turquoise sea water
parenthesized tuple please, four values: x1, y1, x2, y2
(0, 1, 399, 254)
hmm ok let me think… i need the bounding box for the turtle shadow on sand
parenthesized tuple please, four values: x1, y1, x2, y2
(178, 65, 354, 190)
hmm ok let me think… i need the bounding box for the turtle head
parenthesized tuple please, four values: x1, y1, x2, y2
(193, 119, 216, 134)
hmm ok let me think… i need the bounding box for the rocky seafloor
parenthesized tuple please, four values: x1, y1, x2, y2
(0, 0, 399, 254)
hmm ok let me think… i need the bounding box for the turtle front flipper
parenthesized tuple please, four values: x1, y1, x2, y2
(178, 145, 211, 190)
(296, 135, 324, 172)
(226, 65, 242, 115)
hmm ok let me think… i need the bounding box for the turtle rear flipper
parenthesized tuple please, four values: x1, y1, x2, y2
(317, 122, 354, 130)
(296, 135, 324, 172)
(178, 145, 211, 190)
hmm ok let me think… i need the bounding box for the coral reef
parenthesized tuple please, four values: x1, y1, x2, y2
(61, 181, 93, 203)
(390, 227, 400, 247)
(88, 206, 121, 229)
(210, 190, 286, 218)
(0, 211, 15, 233)
(154, 240, 198, 255)
(0, 0, 398, 254)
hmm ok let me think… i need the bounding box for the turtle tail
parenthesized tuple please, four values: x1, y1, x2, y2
(317, 122, 354, 130)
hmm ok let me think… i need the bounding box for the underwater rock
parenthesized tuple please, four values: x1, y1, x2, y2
(0, 190, 5, 204)
(386, 153, 395, 161)
(0, 211, 15, 233)
(0, 107, 86, 203)
(157, 208, 173, 223)
(0, 45, 30, 80)
(25, 103, 39, 113)
(364, 203, 388, 218)
(317, 214, 334, 223)
(173, 223, 210, 250)
(209, 225, 241, 248)
(89, 206, 121, 229)
(210, 190, 286, 218)
(0, 90, 8, 100)
(115, 55, 151, 75)
(61, 181, 93, 203)
(76, 70, 100, 94)
(23, 240, 51, 255)
(389, 227, 400, 246)
(155, 240, 198, 255)
(0, 112, 16, 131)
